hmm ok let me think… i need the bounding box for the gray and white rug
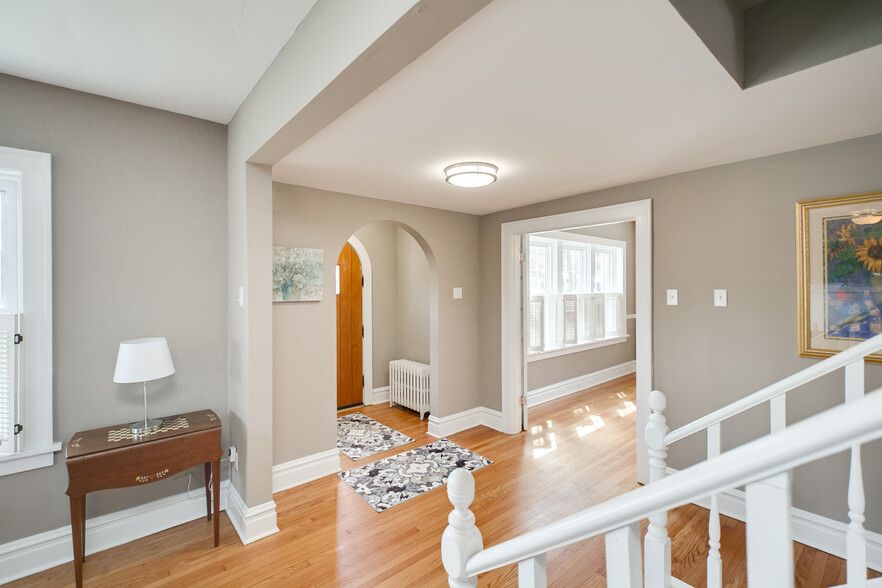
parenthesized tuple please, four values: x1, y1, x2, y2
(337, 412, 414, 461)
(338, 439, 493, 512)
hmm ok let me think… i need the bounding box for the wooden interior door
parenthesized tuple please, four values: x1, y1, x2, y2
(337, 243, 363, 408)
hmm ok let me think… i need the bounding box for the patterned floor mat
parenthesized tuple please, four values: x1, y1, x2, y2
(337, 412, 415, 461)
(338, 438, 492, 512)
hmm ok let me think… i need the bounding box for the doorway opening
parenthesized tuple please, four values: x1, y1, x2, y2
(501, 199, 653, 483)
(336, 221, 436, 428)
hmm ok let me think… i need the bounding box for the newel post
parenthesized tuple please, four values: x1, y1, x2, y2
(442, 468, 484, 588)
(644, 390, 671, 588)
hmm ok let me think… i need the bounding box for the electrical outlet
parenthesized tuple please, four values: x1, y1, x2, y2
(228, 446, 238, 471)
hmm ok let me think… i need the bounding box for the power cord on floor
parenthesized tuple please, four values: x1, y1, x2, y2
(174, 455, 230, 501)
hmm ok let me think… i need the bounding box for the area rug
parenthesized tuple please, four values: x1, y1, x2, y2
(337, 412, 415, 461)
(338, 439, 493, 512)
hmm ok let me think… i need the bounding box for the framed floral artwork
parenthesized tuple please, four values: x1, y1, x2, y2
(797, 190, 882, 362)
(272, 246, 323, 302)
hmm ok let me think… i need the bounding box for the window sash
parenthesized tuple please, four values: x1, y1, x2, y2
(0, 175, 23, 313)
(527, 234, 625, 354)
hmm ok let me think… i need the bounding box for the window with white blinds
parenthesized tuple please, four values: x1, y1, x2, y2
(0, 146, 55, 476)
(0, 314, 20, 453)
(527, 233, 626, 355)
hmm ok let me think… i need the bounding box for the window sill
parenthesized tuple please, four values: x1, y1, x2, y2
(0, 442, 63, 477)
(528, 335, 629, 362)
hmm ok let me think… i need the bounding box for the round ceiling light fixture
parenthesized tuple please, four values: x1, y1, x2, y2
(444, 162, 498, 188)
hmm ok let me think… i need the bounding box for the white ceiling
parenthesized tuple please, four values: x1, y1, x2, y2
(274, 0, 882, 214)
(0, 0, 316, 123)
(1, 1, 881, 215)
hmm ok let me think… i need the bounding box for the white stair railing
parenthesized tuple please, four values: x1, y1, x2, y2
(443, 332, 882, 587)
(645, 333, 882, 587)
(442, 389, 882, 586)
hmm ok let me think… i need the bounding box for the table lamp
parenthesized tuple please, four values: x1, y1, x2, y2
(113, 337, 176, 435)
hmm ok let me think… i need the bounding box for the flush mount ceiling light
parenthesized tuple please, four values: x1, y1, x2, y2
(444, 162, 498, 188)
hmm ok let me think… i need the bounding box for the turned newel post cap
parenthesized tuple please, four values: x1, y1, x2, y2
(649, 390, 667, 413)
(448, 468, 475, 510)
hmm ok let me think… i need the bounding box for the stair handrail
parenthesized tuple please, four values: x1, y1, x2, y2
(666, 332, 882, 445)
(442, 388, 882, 583)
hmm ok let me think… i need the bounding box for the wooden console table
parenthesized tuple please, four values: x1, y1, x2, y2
(65, 409, 222, 587)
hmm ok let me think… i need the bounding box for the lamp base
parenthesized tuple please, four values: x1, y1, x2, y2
(130, 418, 163, 436)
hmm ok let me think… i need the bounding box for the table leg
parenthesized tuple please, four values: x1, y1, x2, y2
(204, 462, 212, 520)
(212, 459, 220, 547)
(69, 494, 85, 588)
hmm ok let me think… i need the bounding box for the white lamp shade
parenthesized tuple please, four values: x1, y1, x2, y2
(113, 337, 176, 383)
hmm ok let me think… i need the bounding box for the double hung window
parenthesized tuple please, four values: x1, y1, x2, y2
(527, 232, 626, 355)
(0, 146, 56, 476)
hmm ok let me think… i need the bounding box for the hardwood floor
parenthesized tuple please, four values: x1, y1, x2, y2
(12, 374, 877, 586)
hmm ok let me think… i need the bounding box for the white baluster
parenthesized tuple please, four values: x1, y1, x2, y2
(708, 494, 722, 588)
(844, 359, 864, 404)
(644, 390, 671, 588)
(606, 522, 642, 587)
(770, 394, 786, 433)
(745, 472, 793, 588)
(847, 444, 867, 587)
(442, 469, 483, 588)
(518, 554, 547, 588)
(844, 358, 867, 587)
(707, 422, 722, 588)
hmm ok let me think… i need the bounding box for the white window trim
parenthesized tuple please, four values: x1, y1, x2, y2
(0, 444, 62, 476)
(527, 334, 630, 362)
(0, 146, 57, 476)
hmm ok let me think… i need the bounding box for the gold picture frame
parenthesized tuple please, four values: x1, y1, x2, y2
(797, 190, 882, 362)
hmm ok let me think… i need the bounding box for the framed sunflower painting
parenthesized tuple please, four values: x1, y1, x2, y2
(797, 190, 882, 362)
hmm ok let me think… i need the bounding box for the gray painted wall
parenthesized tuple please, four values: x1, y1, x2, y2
(528, 222, 637, 391)
(396, 227, 430, 365)
(353, 222, 399, 389)
(745, 0, 882, 86)
(480, 132, 882, 531)
(272, 184, 480, 466)
(668, 0, 744, 86)
(0, 74, 228, 544)
(353, 223, 431, 389)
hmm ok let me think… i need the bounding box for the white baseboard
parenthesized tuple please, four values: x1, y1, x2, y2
(0, 479, 230, 585)
(225, 483, 279, 546)
(366, 385, 389, 406)
(527, 360, 636, 408)
(272, 448, 341, 494)
(666, 467, 882, 572)
(428, 406, 504, 438)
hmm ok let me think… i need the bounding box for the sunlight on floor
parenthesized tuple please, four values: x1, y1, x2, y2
(572, 405, 590, 415)
(616, 400, 636, 417)
(576, 414, 605, 437)
(532, 432, 557, 458)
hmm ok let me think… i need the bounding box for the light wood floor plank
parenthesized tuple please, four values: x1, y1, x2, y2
(10, 374, 877, 586)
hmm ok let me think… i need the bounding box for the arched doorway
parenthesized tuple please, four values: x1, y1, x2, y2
(338, 221, 434, 422)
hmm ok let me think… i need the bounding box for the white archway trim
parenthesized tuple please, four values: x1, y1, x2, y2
(501, 199, 653, 483)
(347, 235, 373, 405)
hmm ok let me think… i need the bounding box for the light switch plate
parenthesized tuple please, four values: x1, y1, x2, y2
(453, 287, 463, 299)
(714, 289, 727, 307)
(666, 289, 678, 306)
